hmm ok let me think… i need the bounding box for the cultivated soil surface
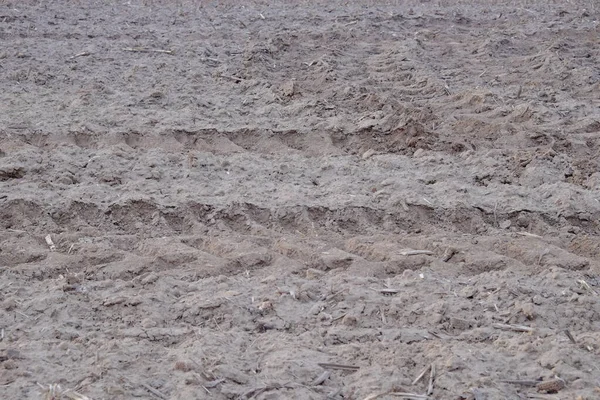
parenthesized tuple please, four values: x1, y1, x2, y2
(1, 1, 600, 399)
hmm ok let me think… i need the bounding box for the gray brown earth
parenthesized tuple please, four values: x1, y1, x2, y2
(1, 1, 600, 399)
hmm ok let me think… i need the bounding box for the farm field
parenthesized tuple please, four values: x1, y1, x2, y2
(1, 1, 599, 399)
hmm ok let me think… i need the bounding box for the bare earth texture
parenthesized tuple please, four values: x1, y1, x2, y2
(1, 1, 600, 399)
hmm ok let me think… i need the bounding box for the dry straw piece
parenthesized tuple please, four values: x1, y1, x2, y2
(492, 323, 535, 333)
(37, 383, 92, 400)
(122, 47, 174, 55)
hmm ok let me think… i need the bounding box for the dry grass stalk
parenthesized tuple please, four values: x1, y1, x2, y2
(389, 392, 430, 399)
(325, 288, 349, 301)
(412, 364, 430, 385)
(364, 391, 430, 400)
(492, 323, 534, 332)
(526, 394, 559, 400)
(122, 47, 173, 55)
(68, 52, 90, 60)
(380, 306, 387, 324)
(15, 310, 32, 319)
(120, 376, 166, 400)
(577, 279, 598, 295)
(516, 232, 542, 238)
(140, 382, 167, 400)
(311, 370, 331, 386)
(204, 378, 225, 388)
(37, 383, 93, 400)
(362, 391, 388, 400)
(317, 362, 359, 371)
(400, 250, 433, 256)
(563, 329, 577, 344)
(500, 379, 539, 386)
(62, 392, 92, 400)
(427, 363, 435, 395)
(217, 74, 244, 82)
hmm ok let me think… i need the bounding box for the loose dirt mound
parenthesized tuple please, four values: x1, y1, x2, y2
(1, 1, 599, 399)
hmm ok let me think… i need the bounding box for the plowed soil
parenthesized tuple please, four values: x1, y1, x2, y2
(1, 1, 600, 399)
